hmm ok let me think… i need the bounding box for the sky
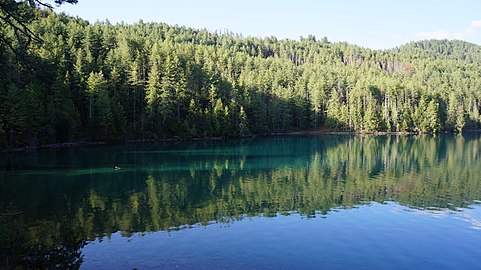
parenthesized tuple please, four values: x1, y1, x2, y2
(47, 0, 481, 50)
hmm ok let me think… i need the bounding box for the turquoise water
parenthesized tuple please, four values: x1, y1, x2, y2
(1, 135, 481, 269)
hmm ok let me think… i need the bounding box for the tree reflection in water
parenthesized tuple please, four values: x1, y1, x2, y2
(1, 134, 481, 268)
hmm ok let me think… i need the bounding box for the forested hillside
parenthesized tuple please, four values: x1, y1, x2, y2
(1, 10, 481, 147)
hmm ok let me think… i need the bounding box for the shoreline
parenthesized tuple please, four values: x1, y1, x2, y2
(1, 129, 479, 153)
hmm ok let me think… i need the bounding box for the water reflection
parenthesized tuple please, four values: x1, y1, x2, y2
(1, 134, 481, 268)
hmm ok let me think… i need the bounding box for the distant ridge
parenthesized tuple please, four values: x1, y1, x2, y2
(393, 39, 481, 63)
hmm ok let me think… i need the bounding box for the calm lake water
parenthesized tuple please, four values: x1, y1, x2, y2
(1, 134, 481, 269)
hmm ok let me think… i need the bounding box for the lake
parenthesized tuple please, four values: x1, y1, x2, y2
(1, 134, 481, 269)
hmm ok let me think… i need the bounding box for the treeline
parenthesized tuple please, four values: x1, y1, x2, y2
(1, 10, 481, 147)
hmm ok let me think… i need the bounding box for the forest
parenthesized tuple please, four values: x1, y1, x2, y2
(1, 7, 481, 147)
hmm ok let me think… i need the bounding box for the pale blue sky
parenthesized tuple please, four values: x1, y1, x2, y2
(48, 0, 481, 49)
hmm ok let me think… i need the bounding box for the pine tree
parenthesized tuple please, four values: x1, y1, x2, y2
(146, 58, 162, 134)
(87, 71, 117, 138)
(239, 105, 249, 136)
(326, 89, 341, 129)
(426, 99, 441, 133)
(363, 95, 381, 132)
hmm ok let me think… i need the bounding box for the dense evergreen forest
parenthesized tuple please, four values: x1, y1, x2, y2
(1, 9, 481, 147)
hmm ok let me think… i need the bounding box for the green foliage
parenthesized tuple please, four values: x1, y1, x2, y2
(238, 106, 249, 136)
(1, 10, 481, 147)
(86, 71, 124, 139)
(395, 39, 481, 64)
(363, 94, 381, 132)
